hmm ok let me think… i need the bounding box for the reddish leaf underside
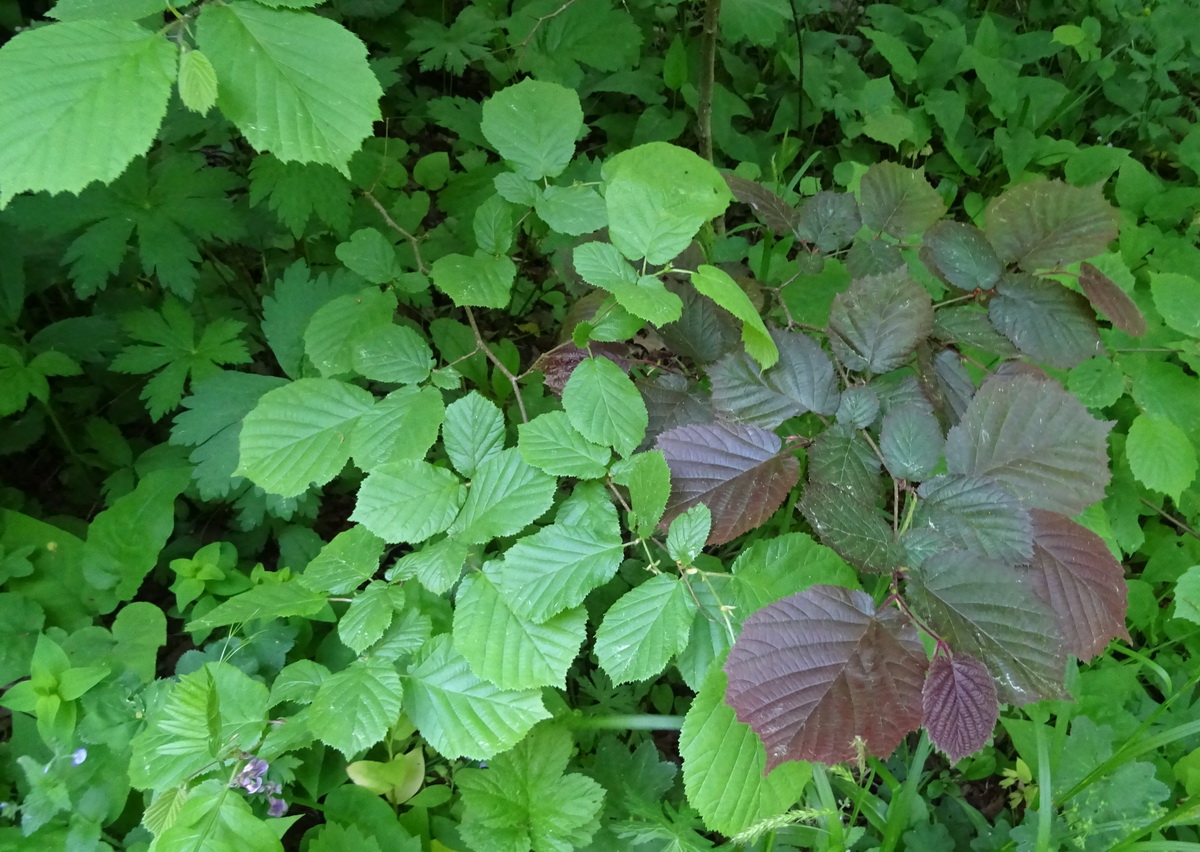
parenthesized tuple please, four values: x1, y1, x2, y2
(1078, 261, 1146, 337)
(1027, 509, 1130, 661)
(656, 420, 799, 546)
(922, 653, 998, 763)
(724, 585, 927, 770)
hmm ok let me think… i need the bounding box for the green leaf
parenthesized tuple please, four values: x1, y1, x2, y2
(691, 265, 777, 369)
(129, 662, 268, 790)
(602, 142, 732, 264)
(87, 466, 190, 602)
(177, 48, 217, 114)
(352, 460, 466, 544)
(197, 2, 381, 174)
(480, 79, 582, 181)
(1149, 271, 1200, 338)
(827, 269, 934, 375)
(454, 572, 587, 689)
(308, 658, 404, 757)
(303, 287, 396, 378)
(156, 778, 283, 851)
(339, 582, 405, 653)
(611, 450, 671, 536)
(349, 386, 445, 471)
(518, 411, 611, 479)
(448, 448, 557, 544)
(571, 241, 682, 326)
(237, 378, 375, 498)
(474, 194, 516, 255)
(1067, 356, 1125, 409)
(856, 162, 946, 238)
(495, 172, 539, 205)
(1126, 414, 1197, 502)
(430, 252, 517, 309)
(984, 178, 1119, 272)
(680, 662, 809, 836)
(300, 526, 385, 595)
(492, 521, 625, 622)
(534, 185, 607, 235)
(595, 574, 694, 684)
(442, 392, 507, 478)
(406, 635, 549, 760)
(667, 504, 711, 565)
(47, 0, 168, 20)
(389, 537, 471, 595)
(458, 726, 604, 852)
(879, 403, 943, 481)
(261, 261, 363, 379)
(250, 156, 353, 238)
(944, 373, 1113, 515)
(913, 474, 1033, 565)
(0, 21, 176, 207)
(336, 228, 404, 285)
(562, 356, 647, 457)
(730, 532, 860, 615)
(1173, 565, 1200, 625)
(186, 579, 328, 630)
(351, 324, 434, 385)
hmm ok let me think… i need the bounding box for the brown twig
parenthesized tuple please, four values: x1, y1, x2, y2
(464, 306, 529, 423)
(363, 190, 428, 275)
(1140, 497, 1200, 541)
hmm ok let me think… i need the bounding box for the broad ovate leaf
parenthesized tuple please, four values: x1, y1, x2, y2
(827, 269, 934, 374)
(1126, 414, 1198, 503)
(988, 274, 1103, 369)
(922, 654, 998, 763)
(1027, 510, 1130, 661)
(798, 482, 904, 573)
(944, 373, 1113, 515)
(236, 378, 374, 498)
(795, 191, 861, 252)
(914, 474, 1033, 565)
(480, 79, 582, 181)
(922, 221, 1002, 291)
(594, 573, 693, 684)
(447, 448, 556, 544)
(0, 21, 177, 206)
(197, 3, 381, 174)
(562, 356, 647, 457)
(984, 178, 1119, 272)
(308, 658, 404, 757)
(680, 662, 810, 836)
(453, 572, 587, 690)
(724, 585, 926, 769)
(879, 403, 943, 482)
(442, 391, 506, 478)
(405, 635, 549, 760)
(300, 526, 384, 595)
(708, 328, 839, 428)
(691, 265, 777, 369)
(518, 410, 611, 479)
(857, 162, 946, 238)
(603, 142, 732, 264)
(656, 421, 799, 546)
(908, 551, 1067, 705)
(724, 173, 799, 235)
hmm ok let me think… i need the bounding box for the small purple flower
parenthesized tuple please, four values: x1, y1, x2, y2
(71, 748, 88, 766)
(232, 758, 269, 793)
(267, 796, 288, 818)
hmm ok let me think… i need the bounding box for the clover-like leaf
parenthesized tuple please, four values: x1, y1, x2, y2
(656, 421, 799, 546)
(724, 585, 927, 769)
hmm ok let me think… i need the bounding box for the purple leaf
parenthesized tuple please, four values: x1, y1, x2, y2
(724, 585, 927, 769)
(638, 372, 715, 444)
(656, 421, 799, 546)
(857, 163, 946, 239)
(1027, 510, 1130, 662)
(724, 173, 800, 235)
(984, 178, 1119, 272)
(795, 191, 861, 252)
(923, 653, 998, 763)
(944, 373, 1113, 516)
(828, 269, 934, 375)
(1078, 261, 1146, 337)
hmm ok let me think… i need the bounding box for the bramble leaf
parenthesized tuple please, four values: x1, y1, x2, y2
(237, 378, 375, 498)
(406, 635, 549, 760)
(1027, 510, 1129, 661)
(922, 221, 1002, 291)
(828, 269, 934, 374)
(197, 3, 382, 174)
(185, 580, 328, 630)
(724, 585, 926, 768)
(1149, 271, 1200, 338)
(1079, 261, 1145, 337)
(709, 327, 840, 427)
(944, 373, 1113, 515)
(984, 178, 1118, 272)
(680, 662, 809, 836)
(453, 572, 587, 689)
(534, 185, 608, 236)
(303, 288, 396, 378)
(352, 323, 434, 385)
(0, 20, 176, 206)
(799, 481, 904, 573)
(308, 657, 404, 757)
(572, 241, 682, 326)
(667, 504, 711, 566)
(795, 191, 861, 252)
(913, 474, 1033, 565)
(595, 574, 694, 684)
(724, 173, 799, 235)
(657, 421, 800, 546)
(691, 265, 777, 369)
(349, 386, 445, 471)
(300, 526, 385, 595)
(879, 403, 943, 482)
(518, 410, 611, 479)
(443, 392, 507, 478)
(922, 653, 998, 763)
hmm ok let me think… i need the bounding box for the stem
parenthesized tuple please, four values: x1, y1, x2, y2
(364, 190, 428, 275)
(464, 307, 529, 423)
(563, 714, 684, 731)
(697, 0, 721, 165)
(1034, 721, 1053, 852)
(1140, 497, 1200, 540)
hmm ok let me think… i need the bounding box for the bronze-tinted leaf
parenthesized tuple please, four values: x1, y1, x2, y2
(724, 173, 800, 235)
(828, 269, 934, 375)
(1027, 509, 1130, 662)
(1078, 261, 1146, 337)
(984, 178, 1119, 272)
(923, 221, 1003, 292)
(798, 481, 904, 573)
(795, 191, 861, 252)
(637, 372, 715, 444)
(724, 585, 927, 769)
(989, 274, 1104, 369)
(656, 420, 799, 545)
(923, 653, 998, 763)
(857, 162, 946, 239)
